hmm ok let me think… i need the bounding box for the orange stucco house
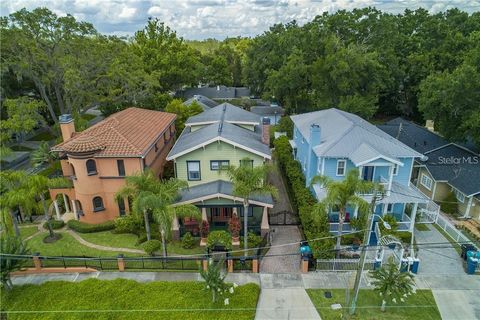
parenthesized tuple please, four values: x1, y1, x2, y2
(49, 107, 176, 224)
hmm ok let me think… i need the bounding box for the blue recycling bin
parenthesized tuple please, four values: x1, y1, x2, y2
(466, 257, 478, 275)
(410, 259, 420, 274)
(466, 251, 476, 259)
(374, 260, 382, 270)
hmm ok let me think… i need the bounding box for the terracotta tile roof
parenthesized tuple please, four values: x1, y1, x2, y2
(53, 107, 176, 157)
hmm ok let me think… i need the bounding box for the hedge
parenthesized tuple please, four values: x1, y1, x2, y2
(274, 136, 334, 258)
(43, 219, 65, 230)
(142, 240, 162, 256)
(67, 220, 115, 233)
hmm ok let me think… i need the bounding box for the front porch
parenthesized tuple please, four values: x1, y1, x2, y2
(172, 180, 274, 240)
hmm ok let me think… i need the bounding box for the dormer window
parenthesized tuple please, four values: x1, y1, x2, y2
(86, 159, 97, 175)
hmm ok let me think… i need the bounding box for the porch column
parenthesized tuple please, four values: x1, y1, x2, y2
(71, 200, 79, 220)
(387, 165, 394, 196)
(410, 202, 418, 233)
(172, 215, 180, 240)
(383, 203, 388, 214)
(63, 194, 70, 212)
(53, 200, 61, 220)
(353, 205, 359, 218)
(464, 196, 473, 218)
(201, 207, 207, 221)
(261, 207, 269, 237)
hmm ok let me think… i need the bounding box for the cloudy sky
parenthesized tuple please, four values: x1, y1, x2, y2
(1, 0, 479, 39)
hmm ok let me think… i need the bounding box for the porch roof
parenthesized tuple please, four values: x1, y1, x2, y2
(313, 181, 429, 205)
(175, 180, 274, 207)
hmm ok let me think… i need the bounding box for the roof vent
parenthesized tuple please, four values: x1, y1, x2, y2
(59, 114, 73, 123)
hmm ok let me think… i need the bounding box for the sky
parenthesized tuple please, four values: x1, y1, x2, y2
(1, 0, 479, 40)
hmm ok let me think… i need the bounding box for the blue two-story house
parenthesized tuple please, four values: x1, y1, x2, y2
(290, 108, 433, 235)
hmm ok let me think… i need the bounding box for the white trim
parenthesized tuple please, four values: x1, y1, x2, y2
(185, 121, 218, 127)
(166, 136, 271, 160)
(420, 173, 433, 191)
(321, 158, 325, 175)
(336, 159, 346, 176)
(424, 142, 478, 156)
(355, 155, 403, 167)
(464, 196, 473, 218)
(172, 192, 274, 208)
(225, 120, 260, 126)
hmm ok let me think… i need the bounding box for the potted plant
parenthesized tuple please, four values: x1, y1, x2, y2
(228, 214, 241, 245)
(200, 220, 209, 246)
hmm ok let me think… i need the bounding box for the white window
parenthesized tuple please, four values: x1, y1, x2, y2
(452, 188, 465, 203)
(392, 164, 398, 175)
(420, 173, 433, 191)
(336, 160, 346, 176)
(187, 161, 200, 181)
(210, 160, 229, 170)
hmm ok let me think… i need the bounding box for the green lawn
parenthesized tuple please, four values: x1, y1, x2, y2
(10, 145, 33, 151)
(28, 131, 56, 141)
(307, 289, 441, 320)
(20, 226, 38, 240)
(415, 224, 430, 231)
(2, 279, 260, 320)
(26, 232, 137, 257)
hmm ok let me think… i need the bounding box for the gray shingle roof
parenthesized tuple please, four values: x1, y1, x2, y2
(184, 95, 218, 111)
(180, 86, 251, 99)
(185, 103, 260, 126)
(167, 120, 271, 160)
(250, 106, 285, 116)
(177, 180, 274, 205)
(291, 108, 423, 161)
(423, 145, 480, 196)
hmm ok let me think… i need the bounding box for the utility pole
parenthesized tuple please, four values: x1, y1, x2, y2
(349, 189, 379, 315)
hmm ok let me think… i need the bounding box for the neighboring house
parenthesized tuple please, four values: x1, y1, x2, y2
(166, 103, 273, 239)
(179, 85, 250, 100)
(183, 94, 218, 111)
(290, 108, 435, 237)
(250, 105, 285, 125)
(379, 118, 480, 222)
(49, 108, 176, 224)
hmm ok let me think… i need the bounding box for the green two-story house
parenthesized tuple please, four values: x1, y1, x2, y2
(166, 103, 273, 239)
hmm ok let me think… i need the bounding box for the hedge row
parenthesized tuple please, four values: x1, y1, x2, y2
(274, 136, 334, 258)
(43, 219, 65, 230)
(67, 220, 115, 233)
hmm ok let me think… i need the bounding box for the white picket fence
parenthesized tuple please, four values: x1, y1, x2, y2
(435, 214, 478, 250)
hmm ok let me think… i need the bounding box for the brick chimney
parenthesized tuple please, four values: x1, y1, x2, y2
(59, 114, 75, 142)
(262, 117, 270, 145)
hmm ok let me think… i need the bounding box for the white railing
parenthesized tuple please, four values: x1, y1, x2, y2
(435, 214, 478, 250)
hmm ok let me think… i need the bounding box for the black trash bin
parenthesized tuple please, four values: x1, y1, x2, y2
(461, 244, 476, 260)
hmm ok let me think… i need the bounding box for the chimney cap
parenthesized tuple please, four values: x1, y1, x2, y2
(59, 114, 73, 123)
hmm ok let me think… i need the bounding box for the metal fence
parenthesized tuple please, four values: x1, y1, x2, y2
(316, 258, 376, 271)
(123, 256, 203, 271)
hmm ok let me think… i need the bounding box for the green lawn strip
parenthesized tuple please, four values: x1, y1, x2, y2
(2, 279, 260, 320)
(10, 145, 33, 151)
(432, 224, 462, 255)
(26, 232, 141, 257)
(306, 288, 441, 320)
(28, 131, 56, 141)
(415, 224, 430, 231)
(78, 231, 140, 250)
(81, 113, 96, 121)
(20, 226, 38, 240)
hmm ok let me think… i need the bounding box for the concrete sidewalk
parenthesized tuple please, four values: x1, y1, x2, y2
(255, 288, 321, 320)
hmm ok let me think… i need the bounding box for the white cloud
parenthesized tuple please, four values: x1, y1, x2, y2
(1, 0, 478, 39)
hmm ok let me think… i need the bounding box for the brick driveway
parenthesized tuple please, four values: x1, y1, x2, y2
(260, 226, 302, 273)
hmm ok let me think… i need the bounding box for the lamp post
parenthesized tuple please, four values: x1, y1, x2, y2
(349, 190, 391, 315)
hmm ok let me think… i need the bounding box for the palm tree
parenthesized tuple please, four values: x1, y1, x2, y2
(371, 257, 415, 312)
(0, 171, 30, 237)
(30, 141, 58, 167)
(225, 158, 278, 253)
(311, 169, 379, 258)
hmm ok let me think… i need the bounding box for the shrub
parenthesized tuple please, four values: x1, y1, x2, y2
(396, 231, 412, 244)
(379, 215, 399, 235)
(114, 215, 143, 234)
(207, 230, 232, 250)
(200, 220, 209, 238)
(136, 231, 161, 245)
(182, 232, 195, 249)
(441, 191, 459, 216)
(43, 219, 65, 230)
(247, 232, 261, 249)
(141, 240, 162, 256)
(67, 220, 115, 233)
(228, 215, 241, 238)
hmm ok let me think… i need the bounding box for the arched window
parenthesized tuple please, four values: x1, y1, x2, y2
(86, 159, 97, 175)
(92, 197, 104, 212)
